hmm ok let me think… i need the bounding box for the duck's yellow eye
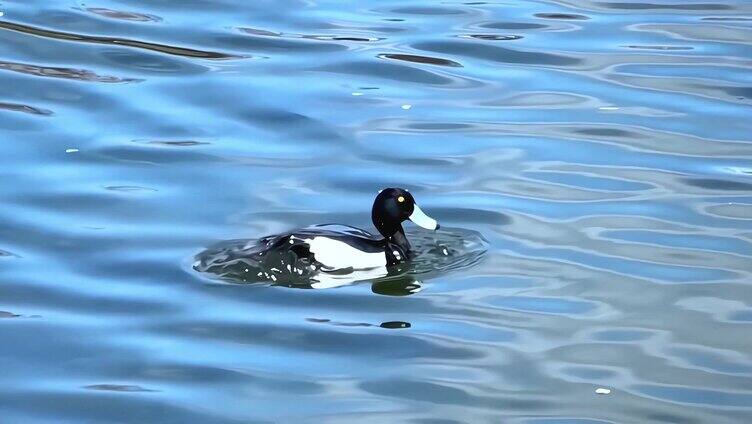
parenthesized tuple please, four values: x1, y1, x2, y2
(397, 196, 405, 203)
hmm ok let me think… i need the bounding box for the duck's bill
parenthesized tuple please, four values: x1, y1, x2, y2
(409, 204, 439, 230)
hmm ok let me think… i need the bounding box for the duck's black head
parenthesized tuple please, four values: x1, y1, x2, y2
(371, 188, 439, 241)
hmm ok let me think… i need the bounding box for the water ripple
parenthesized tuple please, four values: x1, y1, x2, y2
(0, 20, 240, 59)
(413, 40, 583, 66)
(1, 0, 751, 422)
(0, 101, 53, 116)
(377, 53, 462, 68)
(0, 60, 139, 83)
(82, 7, 162, 23)
(596, 2, 733, 11)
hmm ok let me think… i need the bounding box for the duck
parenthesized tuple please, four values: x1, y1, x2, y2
(255, 187, 439, 274)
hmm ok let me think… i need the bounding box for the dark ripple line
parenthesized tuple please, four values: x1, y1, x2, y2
(143, 140, 210, 147)
(0, 248, 19, 257)
(702, 17, 752, 21)
(0, 60, 139, 83)
(84, 384, 158, 392)
(304, 35, 382, 42)
(683, 178, 752, 192)
(596, 2, 732, 11)
(84, 7, 162, 23)
(0, 102, 53, 116)
(623, 45, 693, 51)
(413, 40, 581, 66)
(0, 21, 239, 60)
(460, 34, 523, 41)
(238, 28, 382, 43)
(534, 13, 590, 20)
(377, 53, 462, 67)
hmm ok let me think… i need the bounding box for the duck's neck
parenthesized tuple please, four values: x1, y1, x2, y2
(387, 226, 411, 253)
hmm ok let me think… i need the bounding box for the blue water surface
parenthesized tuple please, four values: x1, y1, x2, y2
(1, 0, 751, 422)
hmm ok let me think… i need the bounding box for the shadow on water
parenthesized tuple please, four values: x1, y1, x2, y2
(193, 227, 488, 295)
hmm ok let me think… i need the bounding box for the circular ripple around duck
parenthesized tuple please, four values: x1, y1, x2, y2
(193, 227, 488, 289)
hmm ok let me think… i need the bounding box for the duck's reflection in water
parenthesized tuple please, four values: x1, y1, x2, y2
(274, 266, 423, 295)
(307, 264, 422, 294)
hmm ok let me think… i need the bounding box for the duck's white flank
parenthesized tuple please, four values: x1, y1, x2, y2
(306, 236, 387, 270)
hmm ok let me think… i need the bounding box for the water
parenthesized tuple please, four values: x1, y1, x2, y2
(1, 0, 751, 422)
